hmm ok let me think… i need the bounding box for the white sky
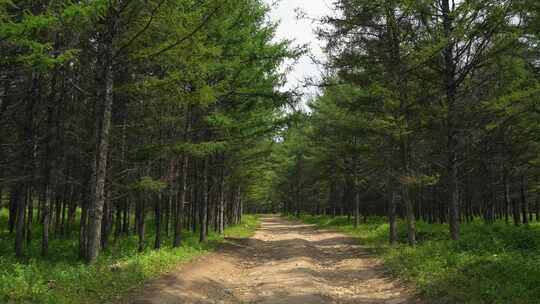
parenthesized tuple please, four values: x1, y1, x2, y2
(264, 0, 333, 100)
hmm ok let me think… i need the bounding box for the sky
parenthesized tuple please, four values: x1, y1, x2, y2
(264, 0, 333, 99)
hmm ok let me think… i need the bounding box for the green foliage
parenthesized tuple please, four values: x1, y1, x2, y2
(130, 176, 167, 193)
(294, 214, 540, 304)
(0, 1, 86, 68)
(224, 214, 260, 238)
(175, 142, 228, 158)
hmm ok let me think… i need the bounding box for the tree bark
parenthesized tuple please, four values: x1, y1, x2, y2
(173, 154, 188, 247)
(218, 164, 225, 235)
(26, 188, 33, 245)
(388, 191, 398, 245)
(137, 196, 146, 252)
(521, 175, 529, 225)
(15, 73, 38, 257)
(504, 169, 510, 225)
(442, 0, 460, 240)
(154, 193, 162, 249)
(199, 158, 209, 243)
(14, 185, 26, 257)
(86, 31, 115, 263)
(9, 190, 17, 234)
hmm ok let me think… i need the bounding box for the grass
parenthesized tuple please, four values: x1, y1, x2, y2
(0, 210, 259, 304)
(290, 214, 540, 304)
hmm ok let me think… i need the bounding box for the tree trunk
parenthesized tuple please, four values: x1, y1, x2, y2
(26, 189, 33, 245)
(114, 203, 122, 241)
(442, 0, 460, 241)
(354, 187, 360, 229)
(535, 193, 540, 222)
(86, 30, 114, 263)
(15, 72, 38, 257)
(386, 5, 415, 245)
(521, 176, 529, 225)
(41, 187, 51, 256)
(389, 191, 398, 245)
(218, 166, 225, 235)
(137, 197, 146, 252)
(100, 193, 110, 250)
(512, 198, 521, 227)
(79, 194, 89, 259)
(154, 193, 162, 249)
(504, 170, 510, 225)
(14, 185, 26, 257)
(174, 155, 188, 247)
(403, 185, 416, 246)
(199, 158, 209, 243)
(9, 190, 17, 234)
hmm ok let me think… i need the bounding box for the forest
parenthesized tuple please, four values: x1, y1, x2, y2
(256, 0, 540, 302)
(269, 0, 540, 244)
(0, 0, 296, 302)
(1, 0, 540, 303)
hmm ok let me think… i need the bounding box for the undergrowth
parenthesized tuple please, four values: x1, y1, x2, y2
(0, 211, 259, 304)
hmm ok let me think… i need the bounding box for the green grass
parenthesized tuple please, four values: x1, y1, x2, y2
(0, 211, 259, 304)
(290, 214, 540, 304)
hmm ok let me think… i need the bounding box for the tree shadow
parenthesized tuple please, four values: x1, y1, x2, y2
(123, 216, 421, 304)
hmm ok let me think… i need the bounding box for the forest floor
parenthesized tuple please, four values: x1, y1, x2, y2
(124, 216, 419, 304)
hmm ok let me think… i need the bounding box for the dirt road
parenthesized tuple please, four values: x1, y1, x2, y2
(125, 216, 418, 304)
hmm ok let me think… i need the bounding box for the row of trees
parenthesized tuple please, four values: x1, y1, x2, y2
(263, 0, 540, 245)
(0, 0, 297, 262)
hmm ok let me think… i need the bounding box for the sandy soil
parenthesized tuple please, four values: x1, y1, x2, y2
(124, 216, 419, 304)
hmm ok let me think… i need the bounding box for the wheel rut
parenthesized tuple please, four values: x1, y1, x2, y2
(125, 216, 419, 304)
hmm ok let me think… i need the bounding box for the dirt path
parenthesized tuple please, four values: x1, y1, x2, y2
(125, 216, 418, 304)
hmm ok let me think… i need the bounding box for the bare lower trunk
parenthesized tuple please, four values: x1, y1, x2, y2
(26, 190, 33, 245)
(15, 74, 38, 257)
(512, 198, 521, 226)
(114, 203, 122, 241)
(535, 192, 540, 222)
(354, 189, 360, 229)
(199, 159, 209, 243)
(79, 195, 89, 259)
(137, 198, 146, 252)
(442, 0, 460, 241)
(448, 160, 460, 239)
(86, 37, 114, 263)
(9, 192, 17, 234)
(218, 172, 225, 235)
(100, 193, 111, 250)
(504, 170, 510, 225)
(154, 194, 162, 249)
(41, 189, 50, 256)
(14, 185, 26, 257)
(388, 191, 398, 245)
(403, 185, 416, 246)
(174, 155, 188, 247)
(521, 176, 529, 225)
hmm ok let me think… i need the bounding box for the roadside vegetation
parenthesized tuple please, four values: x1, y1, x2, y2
(1, 0, 288, 302)
(255, 1, 540, 302)
(0, 213, 259, 304)
(293, 215, 540, 304)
